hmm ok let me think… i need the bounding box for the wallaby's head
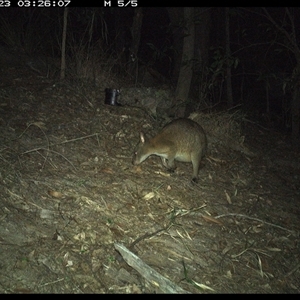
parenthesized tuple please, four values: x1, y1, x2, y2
(132, 132, 151, 165)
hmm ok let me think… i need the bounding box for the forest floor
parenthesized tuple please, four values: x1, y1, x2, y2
(0, 58, 300, 294)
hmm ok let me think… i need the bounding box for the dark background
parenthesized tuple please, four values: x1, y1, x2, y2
(0, 6, 299, 135)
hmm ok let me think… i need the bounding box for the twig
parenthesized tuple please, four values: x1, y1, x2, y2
(215, 213, 296, 234)
(128, 228, 166, 251)
(128, 205, 207, 251)
(21, 148, 77, 170)
(242, 117, 272, 131)
(20, 133, 101, 170)
(39, 278, 64, 287)
(21, 133, 100, 153)
(284, 262, 300, 278)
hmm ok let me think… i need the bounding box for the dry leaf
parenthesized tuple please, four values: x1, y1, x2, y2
(224, 190, 232, 204)
(266, 247, 282, 252)
(154, 171, 170, 177)
(48, 190, 63, 198)
(252, 225, 263, 233)
(133, 165, 143, 173)
(143, 192, 155, 200)
(207, 156, 227, 164)
(202, 215, 224, 225)
(147, 212, 155, 220)
(226, 270, 232, 278)
(191, 279, 215, 291)
(30, 121, 47, 130)
(101, 167, 114, 174)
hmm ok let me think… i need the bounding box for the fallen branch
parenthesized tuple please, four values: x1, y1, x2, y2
(21, 133, 100, 154)
(114, 243, 190, 294)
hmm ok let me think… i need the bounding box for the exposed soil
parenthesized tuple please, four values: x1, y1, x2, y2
(0, 59, 300, 294)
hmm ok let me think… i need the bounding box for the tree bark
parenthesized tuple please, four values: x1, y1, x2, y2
(225, 7, 233, 108)
(60, 7, 68, 80)
(166, 8, 184, 85)
(261, 7, 300, 138)
(128, 7, 143, 77)
(186, 7, 211, 115)
(172, 7, 195, 117)
(291, 75, 300, 139)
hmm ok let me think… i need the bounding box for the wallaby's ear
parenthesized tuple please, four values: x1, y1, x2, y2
(140, 132, 145, 143)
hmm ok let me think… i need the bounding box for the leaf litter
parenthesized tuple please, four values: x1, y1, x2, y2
(0, 65, 300, 294)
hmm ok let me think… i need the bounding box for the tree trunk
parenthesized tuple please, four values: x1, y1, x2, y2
(261, 7, 300, 139)
(172, 7, 195, 117)
(60, 7, 68, 80)
(128, 7, 143, 78)
(225, 7, 233, 108)
(185, 7, 211, 116)
(166, 8, 184, 86)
